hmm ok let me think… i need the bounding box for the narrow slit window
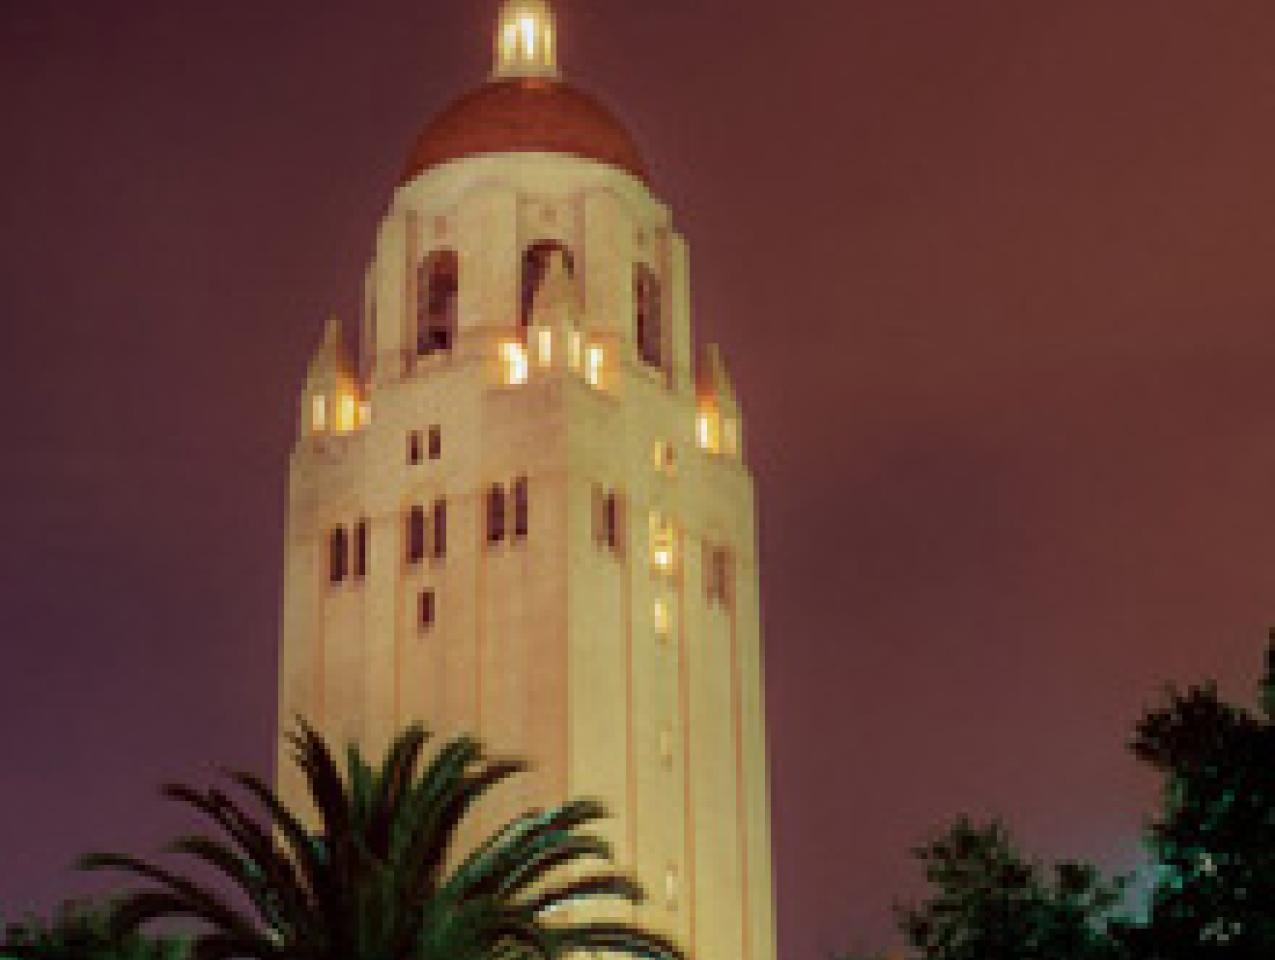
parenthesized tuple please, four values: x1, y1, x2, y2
(428, 425, 442, 460)
(585, 344, 604, 388)
(592, 486, 623, 554)
(328, 526, 348, 584)
(337, 395, 357, 433)
(604, 492, 622, 552)
(536, 327, 553, 367)
(419, 589, 436, 632)
(406, 505, 426, 565)
(500, 340, 529, 386)
(635, 264, 662, 369)
(311, 395, 327, 433)
(653, 598, 671, 640)
(354, 519, 369, 579)
(652, 439, 676, 475)
(408, 431, 423, 465)
(650, 511, 676, 573)
(706, 544, 732, 604)
(432, 498, 447, 559)
(486, 484, 506, 544)
(513, 476, 529, 540)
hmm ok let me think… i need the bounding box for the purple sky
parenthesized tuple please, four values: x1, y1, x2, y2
(3, 1, 1275, 955)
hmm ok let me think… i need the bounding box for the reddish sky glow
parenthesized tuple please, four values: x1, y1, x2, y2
(2, 2, 1275, 955)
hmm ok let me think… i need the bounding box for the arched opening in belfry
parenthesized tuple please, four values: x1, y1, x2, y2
(416, 249, 459, 356)
(520, 240, 575, 330)
(634, 263, 662, 369)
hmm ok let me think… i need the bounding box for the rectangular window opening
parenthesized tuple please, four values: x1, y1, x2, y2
(486, 484, 507, 544)
(536, 328, 553, 367)
(328, 525, 348, 584)
(432, 498, 447, 560)
(408, 431, 423, 465)
(592, 485, 624, 555)
(500, 341, 528, 386)
(428, 425, 442, 460)
(406, 505, 426, 565)
(354, 519, 369, 579)
(604, 492, 621, 551)
(706, 544, 733, 604)
(635, 265, 663, 369)
(585, 344, 603, 388)
(649, 510, 676, 573)
(419, 589, 436, 632)
(513, 476, 529, 540)
(652, 439, 677, 475)
(653, 597, 671, 640)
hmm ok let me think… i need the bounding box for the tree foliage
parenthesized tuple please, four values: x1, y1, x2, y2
(891, 817, 1125, 960)
(1, 901, 185, 960)
(1117, 641, 1275, 958)
(841, 637, 1275, 960)
(82, 723, 683, 960)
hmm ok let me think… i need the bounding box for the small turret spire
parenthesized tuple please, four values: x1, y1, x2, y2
(494, 0, 559, 80)
(309, 313, 354, 380)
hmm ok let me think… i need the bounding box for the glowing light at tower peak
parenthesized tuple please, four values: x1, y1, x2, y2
(494, 0, 559, 79)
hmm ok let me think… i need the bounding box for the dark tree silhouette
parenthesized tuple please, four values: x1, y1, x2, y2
(1, 901, 185, 960)
(1117, 638, 1275, 958)
(889, 817, 1125, 960)
(838, 635, 1275, 960)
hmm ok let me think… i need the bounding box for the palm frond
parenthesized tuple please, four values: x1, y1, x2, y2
(80, 853, 258, 942)
(404, 752, 527, 884)
(366, 727, 430, 856)
(552, 921, 686, 960)
(224, 769, 329, 908)
(523, 873, 646, 915)
(287, 720, 351, 845)
(450, 799, 610, 900)
(495, 834, 615, 898)
(104, 889, 257, 947)
(160, 784, 312, 931)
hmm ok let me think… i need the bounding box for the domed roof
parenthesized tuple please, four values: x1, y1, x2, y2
(401, 77, 649, 186)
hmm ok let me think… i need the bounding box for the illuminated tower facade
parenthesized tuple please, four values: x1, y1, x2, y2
(278, 3, 775, 957)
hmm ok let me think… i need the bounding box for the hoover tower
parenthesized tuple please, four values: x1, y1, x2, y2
(278, 4, 775, 957)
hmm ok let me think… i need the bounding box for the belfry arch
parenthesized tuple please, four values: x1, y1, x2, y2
(415, 249, 458, 357)
(520, 240, 575, 330)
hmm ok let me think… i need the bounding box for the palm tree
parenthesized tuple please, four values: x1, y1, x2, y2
(82, 724, 683, 960)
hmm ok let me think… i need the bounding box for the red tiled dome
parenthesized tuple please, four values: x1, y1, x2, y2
(402, 78, 649, 185)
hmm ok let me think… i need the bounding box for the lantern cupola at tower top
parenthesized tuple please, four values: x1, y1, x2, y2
(493, 0, 558, 79)
(402, 0, 647, 184)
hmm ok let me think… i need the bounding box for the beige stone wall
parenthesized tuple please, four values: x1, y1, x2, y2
(278, 152, 776, 960)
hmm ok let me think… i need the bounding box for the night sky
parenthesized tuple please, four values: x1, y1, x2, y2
(3, 1, 1275, 956)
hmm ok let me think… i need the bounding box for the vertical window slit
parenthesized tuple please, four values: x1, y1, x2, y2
(487, 484, 506, 544)
(432, 498, 447, 559)
(513, 476, 529, 540)
(406, 505, 426, 564)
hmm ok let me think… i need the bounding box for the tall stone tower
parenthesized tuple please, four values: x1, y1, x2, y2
(277, 3, 775, 958)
